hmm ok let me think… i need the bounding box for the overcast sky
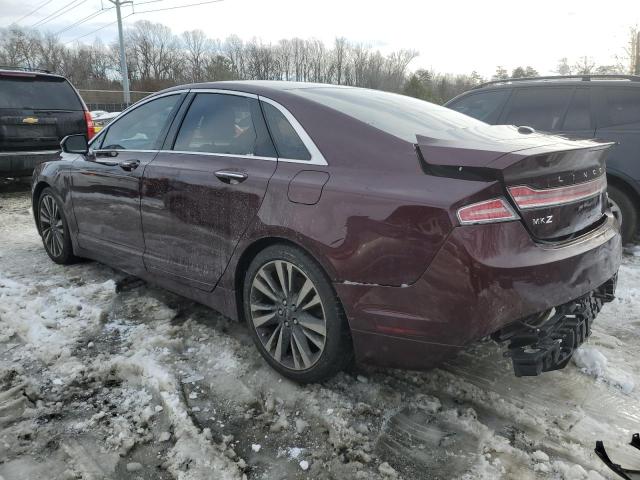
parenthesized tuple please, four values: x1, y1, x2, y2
(2, 0, 639, 77)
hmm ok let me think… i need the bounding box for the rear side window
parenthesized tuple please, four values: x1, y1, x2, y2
(502, 87, 573, 132)
(289, 87, 485, 143)
(447, 90, 510, 123)
(174, 93, 276, 157)
(0, 75, 82, 110)
(102, 95, 180, 150)
(261, 102, 311, 160)
(600, 88, 640, 128)
(562, 88, 592, 131)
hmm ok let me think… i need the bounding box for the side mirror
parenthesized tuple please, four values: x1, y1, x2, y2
(61, 134, 88, 154)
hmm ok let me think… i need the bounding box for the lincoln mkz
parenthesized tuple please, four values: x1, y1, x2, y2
(32, 81, 621, 382)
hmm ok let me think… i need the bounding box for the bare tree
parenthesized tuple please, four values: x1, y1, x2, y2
(492, 66, 509, 80)
(573, 56, 597, 75)
(183, 30, 210, 82)
(555, 57, 572, 75)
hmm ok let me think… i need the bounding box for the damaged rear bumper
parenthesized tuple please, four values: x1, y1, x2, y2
(336, 214, 621, 372)
(494, 275, 617, 376)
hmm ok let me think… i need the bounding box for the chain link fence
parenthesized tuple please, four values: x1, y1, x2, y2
(77, 89, 156, 112)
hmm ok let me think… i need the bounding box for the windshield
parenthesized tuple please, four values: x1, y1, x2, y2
(0, 75, 83, 111)
(289, 87, 486, 142)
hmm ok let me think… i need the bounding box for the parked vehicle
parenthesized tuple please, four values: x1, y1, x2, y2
(91, 111, 120, 133)
(0, 67, 95, 177)
(32, 81, 621, 382)
(445, 75, 640, 243)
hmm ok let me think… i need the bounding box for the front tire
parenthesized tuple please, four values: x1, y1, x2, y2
(243, 244, 353, 383)
(608, 184, 638, 244)
(37, 187, 77, 265)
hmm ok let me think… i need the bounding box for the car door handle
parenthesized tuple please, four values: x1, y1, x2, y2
(94, 150, 119, 166)
(95, 159, 119, 167)
(215, 169, 248, 184)
(119, 159, 140, 171)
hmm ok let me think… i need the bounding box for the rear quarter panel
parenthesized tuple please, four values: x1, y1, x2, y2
(218, 100, 507, 290)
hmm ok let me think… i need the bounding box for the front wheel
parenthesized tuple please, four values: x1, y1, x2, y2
(38, 187, 78, 265)
(243, 245, 353, 383)
(608, 184, 638, 244)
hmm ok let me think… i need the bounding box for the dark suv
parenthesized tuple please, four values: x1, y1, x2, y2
(0, 67, 95, 177)
(445, 75, 640, 243)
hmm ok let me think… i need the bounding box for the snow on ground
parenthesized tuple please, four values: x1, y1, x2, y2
(1, 182, 639, 480)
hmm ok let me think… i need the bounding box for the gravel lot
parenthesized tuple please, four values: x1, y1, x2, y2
(1, 180, 639, 480)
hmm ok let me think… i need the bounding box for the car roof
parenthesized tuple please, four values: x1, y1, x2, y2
(0, 68, 66, 80)
(162, 80, 354, 96)
(471, 75, 640, 91)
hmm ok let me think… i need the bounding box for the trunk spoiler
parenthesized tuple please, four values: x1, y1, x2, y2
(415, 126, 615, 182)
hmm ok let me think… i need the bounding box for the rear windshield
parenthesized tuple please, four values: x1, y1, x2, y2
(289, 87, 485, 142)
(0, 75, 83, 111)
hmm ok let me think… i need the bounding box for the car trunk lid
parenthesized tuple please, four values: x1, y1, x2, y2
(416, 125, 613, 241)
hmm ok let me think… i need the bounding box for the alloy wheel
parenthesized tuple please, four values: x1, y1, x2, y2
(608, 197, 623, 227)
(249, 260, 327, 371)
(39, 194, 65, 258)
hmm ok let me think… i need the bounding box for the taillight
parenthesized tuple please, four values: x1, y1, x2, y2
(457, 198, 519, 225)
(84, 111, 95, 140)
(508, 176, 606, 210)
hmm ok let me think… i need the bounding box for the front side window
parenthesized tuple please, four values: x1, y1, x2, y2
(601, 88, 640, 128)
(174, 93, 275, 157)
(501, 87, 573, 132)
(262, 102, 311, 160)
(447, 90, 510, 123)
(101, 95, 180, 150)
(562, 88, 592, 131)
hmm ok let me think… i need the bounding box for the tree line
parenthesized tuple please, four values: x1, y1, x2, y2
(0, 23, 418, 94)
(1, 22, 638, 105)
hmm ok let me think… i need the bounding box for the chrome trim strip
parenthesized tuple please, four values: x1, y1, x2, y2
(93, 149, 159, 154)
(191, 88, 258, 99)
(169, 150, 276, 161)
(258, 95, 328, 166)
(0, 150, 59, 156)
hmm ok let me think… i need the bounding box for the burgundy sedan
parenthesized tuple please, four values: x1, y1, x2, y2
(32, 81, 621, 382)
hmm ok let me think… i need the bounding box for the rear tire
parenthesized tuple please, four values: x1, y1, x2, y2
(608, 184, 637, 244)
(243, 244, 353, 383)
(37, 187, 78, 265)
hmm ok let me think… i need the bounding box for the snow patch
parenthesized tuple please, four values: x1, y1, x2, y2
(573, 346, 635, 394)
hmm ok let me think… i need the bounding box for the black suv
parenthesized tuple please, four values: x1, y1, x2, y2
(445, 75, 640, 243)
(0, 67, 95, 177)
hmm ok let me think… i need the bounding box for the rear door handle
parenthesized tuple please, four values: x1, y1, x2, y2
(215, 169, 248, 184)
(119, 159, 140, 171)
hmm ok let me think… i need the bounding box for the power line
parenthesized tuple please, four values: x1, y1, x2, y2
(64, 15, 127, 43)
(54, 6, 113, 35)
(64, 0, 223, 43)
(134, 0, 167, 5)
(32, 0, 88, 27)
(52, 0, 160, 37)
(14, 0, 56, 24)
(132, 0, 222, 14)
